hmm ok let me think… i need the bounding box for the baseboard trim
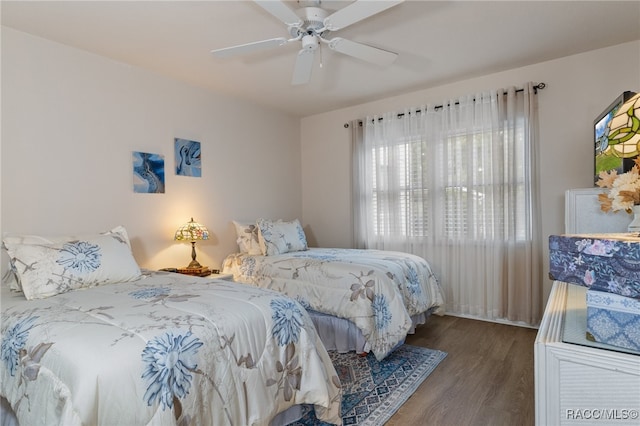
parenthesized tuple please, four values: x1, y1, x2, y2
(443, 311, 539, 329)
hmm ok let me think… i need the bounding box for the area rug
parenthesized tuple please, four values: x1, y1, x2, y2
(290, 344, 447, 426)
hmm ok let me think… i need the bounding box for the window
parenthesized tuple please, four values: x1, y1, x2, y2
(369, 122, 527, 241)
(353, 84, 542, 325)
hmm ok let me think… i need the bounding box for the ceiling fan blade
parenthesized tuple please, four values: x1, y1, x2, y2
(323, 0, 404, 31)
(291, 49, 315, 85)
(328, 37, 398, 66)
(254, 0, 302, 27)
(211, 37, 289, 58)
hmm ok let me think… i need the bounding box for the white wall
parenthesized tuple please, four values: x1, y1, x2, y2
(4, 25, 639, 309)
(1, 27, 302, 271)
(300, 40, 640, 304)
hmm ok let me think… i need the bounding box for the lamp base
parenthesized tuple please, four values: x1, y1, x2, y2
(186, 259, 204, 269)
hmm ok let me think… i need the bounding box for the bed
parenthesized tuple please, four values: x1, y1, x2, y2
(1, 227, 342, 426)
(224, 219, 445, 361)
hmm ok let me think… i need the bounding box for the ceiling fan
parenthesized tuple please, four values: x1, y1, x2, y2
(211, 0, 404, 85)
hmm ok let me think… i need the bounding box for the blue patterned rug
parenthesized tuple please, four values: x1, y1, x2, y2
(289, 344, 447, 426)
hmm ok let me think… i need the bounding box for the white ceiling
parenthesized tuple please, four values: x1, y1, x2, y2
(2, 1, 640, 117)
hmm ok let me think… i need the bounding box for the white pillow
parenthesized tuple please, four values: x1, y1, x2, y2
(2, 226, 135, 293)
(256, 218, 308, 256)
(3, 226, 141, 300)
(232, 221, 262, 255)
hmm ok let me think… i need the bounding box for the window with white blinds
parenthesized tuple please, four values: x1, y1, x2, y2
(369, 125, 527, 241)
(353, 83, 542, 325)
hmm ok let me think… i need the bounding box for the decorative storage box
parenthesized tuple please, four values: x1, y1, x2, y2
(586, 289, 640, 351)
(548, 234, 640, 299)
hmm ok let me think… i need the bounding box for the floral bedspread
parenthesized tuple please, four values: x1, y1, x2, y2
(223, 248, 444, 360)
(0, 271, 342, 426)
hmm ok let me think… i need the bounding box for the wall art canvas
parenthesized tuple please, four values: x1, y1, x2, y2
(132, 151, 165, 194)
(175, 138, 202, 177)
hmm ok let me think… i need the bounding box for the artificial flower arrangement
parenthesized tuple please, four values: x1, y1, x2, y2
(596, 156, 640, 213)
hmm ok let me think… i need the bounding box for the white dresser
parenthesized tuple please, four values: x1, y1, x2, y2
(534, 281, 640, 425)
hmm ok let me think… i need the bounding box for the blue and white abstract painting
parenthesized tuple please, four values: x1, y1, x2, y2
(133, 151, 165, 194)
(175, 138, 201, 177)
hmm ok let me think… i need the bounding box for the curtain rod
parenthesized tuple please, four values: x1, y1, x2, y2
(345, 82, 546, 128)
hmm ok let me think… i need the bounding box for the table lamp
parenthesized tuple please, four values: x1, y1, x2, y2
(607, 92, 640, 158)
(174, 217, 209, 270)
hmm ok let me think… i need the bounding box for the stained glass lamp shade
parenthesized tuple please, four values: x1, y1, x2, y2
(608, 93, 640, 158)
(174, 218, 209, 269)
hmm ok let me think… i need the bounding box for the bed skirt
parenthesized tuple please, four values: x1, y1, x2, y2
(307, 310, 429, 354)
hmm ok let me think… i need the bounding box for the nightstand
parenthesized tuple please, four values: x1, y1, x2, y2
(176, 266, 212, 277)
(159, 267, 233, 281)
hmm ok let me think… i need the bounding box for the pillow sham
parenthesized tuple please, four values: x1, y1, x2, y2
(2, 235, 56, 292)
(2, 226, 135, 293)
(232, 220, 262, 255)
(3, 226, 141, 300)
(256, 218, 308, 256)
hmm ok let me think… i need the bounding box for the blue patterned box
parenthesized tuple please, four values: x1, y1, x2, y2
(549, 234, 640, 299)
(586, 289, 640, 351)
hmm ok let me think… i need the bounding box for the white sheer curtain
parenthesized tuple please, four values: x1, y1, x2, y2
(352, 83, 543, 326)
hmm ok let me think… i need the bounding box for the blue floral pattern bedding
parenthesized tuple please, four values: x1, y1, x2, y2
(0, 271, 342, 426)
(223, 248, 444, 360)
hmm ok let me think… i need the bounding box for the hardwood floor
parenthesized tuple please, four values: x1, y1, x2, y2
(386, 315, 538, 426)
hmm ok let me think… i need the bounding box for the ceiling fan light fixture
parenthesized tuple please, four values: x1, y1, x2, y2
(301, 34, 319, 51)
